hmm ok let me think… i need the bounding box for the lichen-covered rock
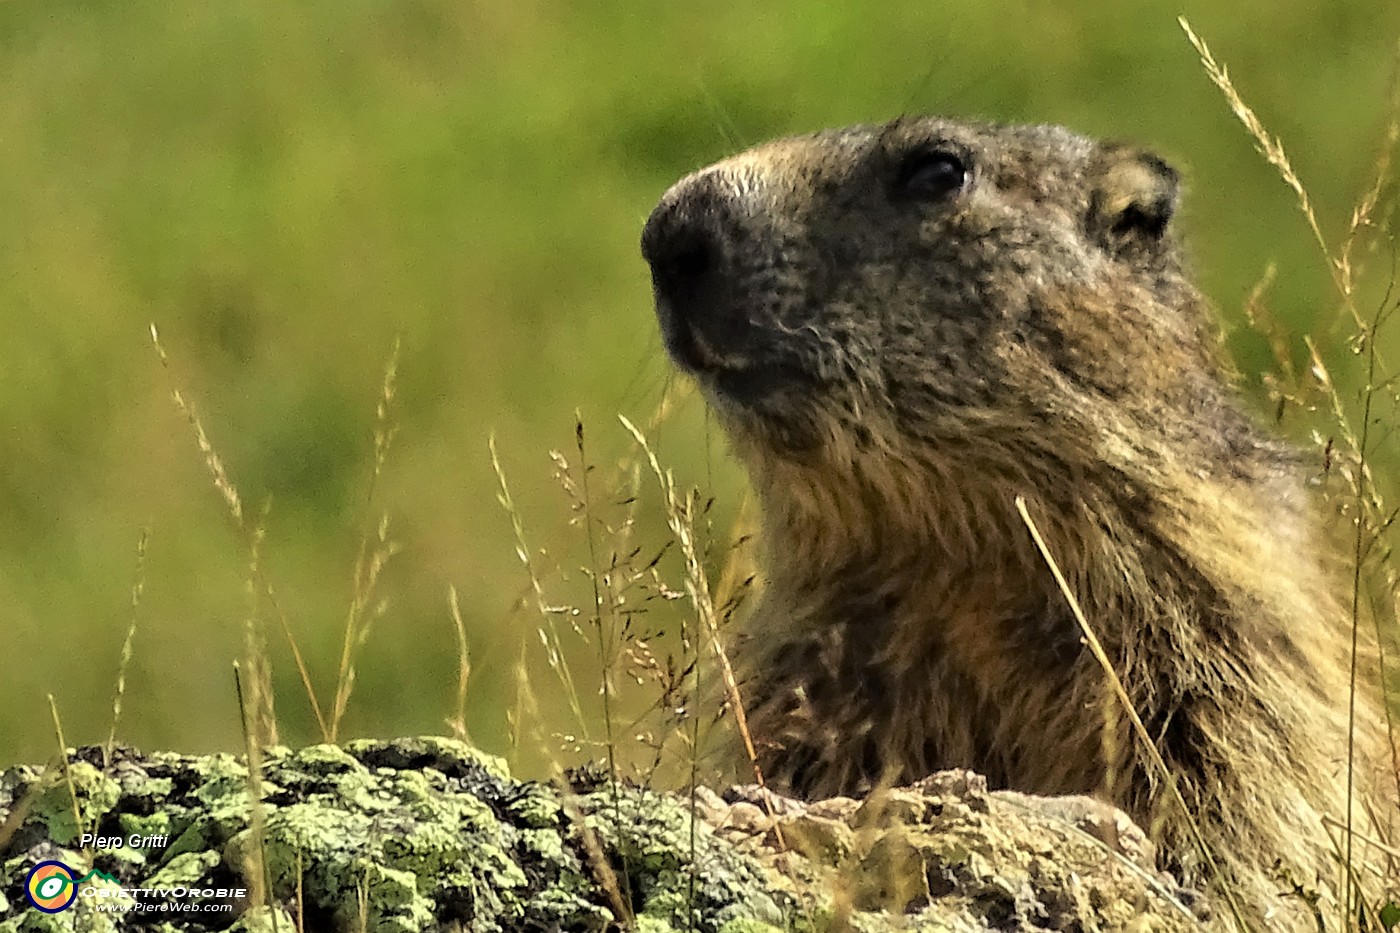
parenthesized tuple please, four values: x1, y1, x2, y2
(698, 770, 1207, 931)
(0, 739, 1206, 931)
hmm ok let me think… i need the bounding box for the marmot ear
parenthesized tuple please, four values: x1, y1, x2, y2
(1087, 147, 1180, 252)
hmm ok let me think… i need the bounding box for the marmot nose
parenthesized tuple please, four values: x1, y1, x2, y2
(642, 173, 759, 372)
(643, 172, 801, 393)
(640, 184, 728, 313)
(643, 215, 716, 307)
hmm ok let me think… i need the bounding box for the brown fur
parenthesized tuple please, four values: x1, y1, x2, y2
(641, 116, 1391, 929)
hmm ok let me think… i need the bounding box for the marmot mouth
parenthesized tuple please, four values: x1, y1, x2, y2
(661, 313, 812, 403)
(659, 310, 743, 373)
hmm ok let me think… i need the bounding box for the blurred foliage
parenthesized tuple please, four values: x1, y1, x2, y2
(2, 0, 1398, 775)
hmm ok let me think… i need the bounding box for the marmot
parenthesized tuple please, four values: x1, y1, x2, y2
(641, 116, 1391, 929)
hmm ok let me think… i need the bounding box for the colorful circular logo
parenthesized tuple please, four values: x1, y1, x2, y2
(26, 861, 78, 913)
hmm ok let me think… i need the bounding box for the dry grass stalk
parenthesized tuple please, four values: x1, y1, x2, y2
(331, 338, 402, 741)
(149, 322, 329, 738)
(446, 585, 473, 743)
(619, 413, 786, 849)
(105, 527, 149, 766)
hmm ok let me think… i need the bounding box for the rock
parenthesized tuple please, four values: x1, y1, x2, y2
(0, 739, 1205, 931)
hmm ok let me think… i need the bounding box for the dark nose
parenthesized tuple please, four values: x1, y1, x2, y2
(642, 175, 747, 369)
(640, 179, 728, 314)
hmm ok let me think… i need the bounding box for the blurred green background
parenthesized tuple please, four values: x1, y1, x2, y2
(3, 0, 1398, 775)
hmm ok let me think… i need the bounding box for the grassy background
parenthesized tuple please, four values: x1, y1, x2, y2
(3, 0, 1398, 776)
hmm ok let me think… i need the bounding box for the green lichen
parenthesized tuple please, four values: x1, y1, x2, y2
(115, 811, 171, 852)
(146, 851, 221, 888)
(716, 921, 787, 933)
(352, 861, 435, 933)
(505, 784, 562, 829)
(38, 764, 121, 846)
(225, 906, 295, 933)
(0, 902, 120, 933)
(282, 744, 359, 778)
(631, 918, 678, 933)
(190, 756, 255, 825)
(341, 736, 511, 783)
(0, 739, 802, 932)
(582, 787, 788, 930)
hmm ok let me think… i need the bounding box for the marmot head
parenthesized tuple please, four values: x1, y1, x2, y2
(641, 117, 1248, 498)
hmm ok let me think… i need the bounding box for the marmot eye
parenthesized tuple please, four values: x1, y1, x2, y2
(895, 150, 967, 200)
